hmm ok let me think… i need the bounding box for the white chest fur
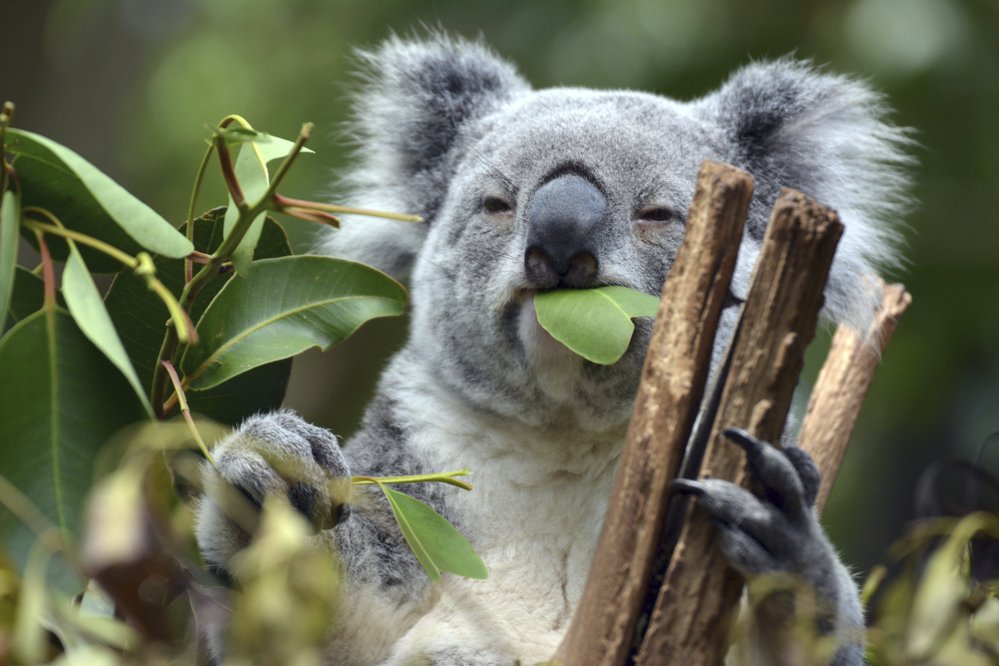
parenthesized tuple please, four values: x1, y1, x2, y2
(387, 373, 624, 660)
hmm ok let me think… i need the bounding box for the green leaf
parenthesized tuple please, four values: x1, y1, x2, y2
(5, 128, 193, 271)
(0, 308, 145, 592)
(534, 286, 660, 364)
(104, 212, 293, 425)
(223, 133, 312, 274)
(2, 267, 47, 334)
(0, 189, 20, 330)
(380, 486, 487, 582)
(62, 244, 154, 417)
(183, 256, 406, 390)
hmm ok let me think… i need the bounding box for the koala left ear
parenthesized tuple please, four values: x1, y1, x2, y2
(320, 34, 530, 279)
(698, 58, 915, 329)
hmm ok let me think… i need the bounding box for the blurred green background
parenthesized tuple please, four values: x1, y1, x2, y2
(3, 0, 998, 574)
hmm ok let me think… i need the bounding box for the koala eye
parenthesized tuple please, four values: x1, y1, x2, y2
(634, 205, 680, 224)
(482, 195, 515, 216)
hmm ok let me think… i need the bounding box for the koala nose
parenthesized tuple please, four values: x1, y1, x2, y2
(524, 173, 607, 288)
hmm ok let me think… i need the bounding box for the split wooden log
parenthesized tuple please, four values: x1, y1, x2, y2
(799, 282, 912, 512)
(634, 189, 844, 666)
(552, 161, 754, 666)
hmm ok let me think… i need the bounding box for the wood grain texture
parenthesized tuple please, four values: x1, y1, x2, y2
(552, 161, 754, 666)
(799, 282, 911, 512)
(635, 189, 844, 666)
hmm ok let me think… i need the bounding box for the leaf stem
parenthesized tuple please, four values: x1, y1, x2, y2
(218, 114, 254, 131)
(351, 469, 473, 491)
(262, 122, 312, 195)
(33, 229, 56, 308)
(0, 474, 67, 556)
(21, 216, 196, 344)
(273, 194, 424, 223)
(208, 122, 314, 264)
(24, 210, 138, 267)
(214, 133, 246, 210)
(159, 360, 214, 464)
(0, 101, 13, 195)
(185, 144, 214, 283)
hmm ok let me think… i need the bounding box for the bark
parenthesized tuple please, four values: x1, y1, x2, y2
(635, 189, 844, 666)
(552, 161, 754, 666)
(799, 282, 912, 512)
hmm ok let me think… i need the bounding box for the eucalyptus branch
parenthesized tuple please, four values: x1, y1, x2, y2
(21, 215, 195, 344)
(264, 122, 313, 196)
(151, 119, 338, 419)
(211, 122, 314, 262)
(351, 469, 473, 492)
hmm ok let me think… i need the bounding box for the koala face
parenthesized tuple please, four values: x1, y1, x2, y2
(408, 91, 733, 428)
(322, 35, 912, 430)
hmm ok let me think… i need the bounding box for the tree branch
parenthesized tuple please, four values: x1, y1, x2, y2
(553, 161, 754, 666)
(799, 282, 912, 512)
(635, 189, 843, 666)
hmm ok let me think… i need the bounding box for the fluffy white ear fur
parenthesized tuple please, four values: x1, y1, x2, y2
(698, 58, 915, 330)
(318, 34, 529, 279)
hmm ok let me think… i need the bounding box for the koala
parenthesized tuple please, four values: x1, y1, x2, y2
(196, 34, 912, 665)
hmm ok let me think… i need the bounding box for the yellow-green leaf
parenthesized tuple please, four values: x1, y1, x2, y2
(380, 486, 487, 582)
(0, 189, 20, 330)
(62, 244, 153, 416)
(534, 285, 660, 364)
(5, 128, 192, 270)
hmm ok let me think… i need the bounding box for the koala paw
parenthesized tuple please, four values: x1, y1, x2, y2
(196, 410, 350, 573)
(671, 428, 836, 589)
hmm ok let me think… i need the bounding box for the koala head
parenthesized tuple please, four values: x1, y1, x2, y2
(321, 35, 912, 431)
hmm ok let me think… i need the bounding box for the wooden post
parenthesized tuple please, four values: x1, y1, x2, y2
(799, 282, 912, 512)
(635, 189, 843, 666)
(552, 161, 754, 666)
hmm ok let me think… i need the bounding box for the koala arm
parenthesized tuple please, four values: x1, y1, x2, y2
(195, 409, 435, 664)
(674, 430, 863, 666)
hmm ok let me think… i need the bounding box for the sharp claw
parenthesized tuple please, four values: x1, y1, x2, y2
(669, 478, 706, 496)
(723, 427, 766, 454)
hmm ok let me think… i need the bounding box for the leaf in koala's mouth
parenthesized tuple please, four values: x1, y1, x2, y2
(533, 286, 660, 365)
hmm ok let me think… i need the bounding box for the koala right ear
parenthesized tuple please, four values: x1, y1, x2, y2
(319, 34, 530, 279)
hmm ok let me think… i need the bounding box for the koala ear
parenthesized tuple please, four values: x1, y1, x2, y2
(319, 34, 530, 279)
(700, 59, 915, 330)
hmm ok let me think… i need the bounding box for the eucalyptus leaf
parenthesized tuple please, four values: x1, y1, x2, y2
(534, 286, 660, 364)
(0, 189, 20, 330)
(0, 308, 146, 592)
(63, 244, 153, 416)
(183, 256, 406, 390)
(2, 267, 52, 334)
(5, 128, 192, 271)
(380, 486, 488, 582)
(222, 132, 312, 274)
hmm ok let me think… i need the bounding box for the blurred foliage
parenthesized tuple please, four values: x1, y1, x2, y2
(3, 0, 998, 581)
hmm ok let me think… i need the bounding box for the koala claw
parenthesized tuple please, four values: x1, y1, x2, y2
(670, 429, 828, 580)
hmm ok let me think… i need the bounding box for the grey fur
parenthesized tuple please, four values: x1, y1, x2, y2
(198, 34, 913, 664)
